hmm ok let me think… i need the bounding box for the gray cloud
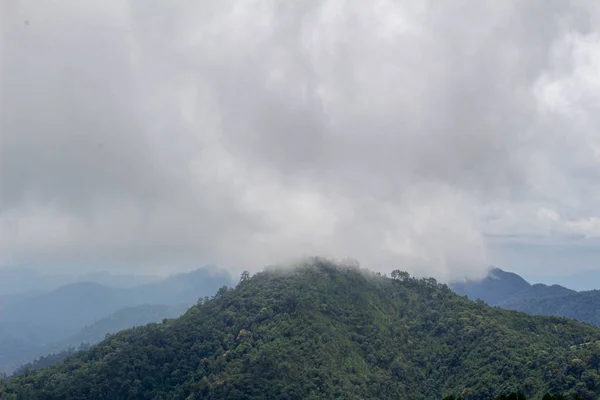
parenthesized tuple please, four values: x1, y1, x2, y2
(2, 0, 600, 281)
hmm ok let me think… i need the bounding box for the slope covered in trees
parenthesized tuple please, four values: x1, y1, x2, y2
(498, 289, 600, 327)
(2, 260, 600, 399)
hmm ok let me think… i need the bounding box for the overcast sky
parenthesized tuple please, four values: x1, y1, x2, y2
(3, 1, 600, 283)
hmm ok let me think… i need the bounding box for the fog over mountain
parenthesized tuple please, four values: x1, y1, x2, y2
(4, 1, 600, 281)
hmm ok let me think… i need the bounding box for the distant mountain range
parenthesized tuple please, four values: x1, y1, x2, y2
(0, 267, 232, 330)
(0, 267, 234, 373)
(55, 303, 189, 349)
(0, 268, 162, 295)
(450, 268, 600, 327)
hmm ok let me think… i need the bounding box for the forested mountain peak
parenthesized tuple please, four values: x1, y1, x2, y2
(2, 259, 600, 399)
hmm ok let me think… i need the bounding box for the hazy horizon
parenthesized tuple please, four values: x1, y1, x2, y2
(1, 261, 600, 293)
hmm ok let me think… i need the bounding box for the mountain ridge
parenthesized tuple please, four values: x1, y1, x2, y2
(450, 268, 600, 327)
(0, 268, 161, 296)
(3, 260, 600, 399)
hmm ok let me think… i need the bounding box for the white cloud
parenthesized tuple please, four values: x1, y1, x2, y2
(3, 0, 600, 281)
(567, 217, 600, 238)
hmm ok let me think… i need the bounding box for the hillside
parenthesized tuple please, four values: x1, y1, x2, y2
(3, 260, 600, 399)
(1, 282, 126, 330)
(11, 304, 189, 375)
(55, 303, 189, 349)
(450, 269, 600, 327)
(0, 321, 74, 374)
(0, 267, 232, 373)
(500, 289, 600, 327)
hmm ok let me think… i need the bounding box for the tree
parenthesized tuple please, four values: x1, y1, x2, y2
(391, 270, 410, 281)
(240, 271, 250, 282)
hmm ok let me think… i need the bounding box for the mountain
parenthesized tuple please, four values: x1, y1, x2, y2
(127, 267, 233, 305)
(0, 290, 45, 313)
(451, 268, 533, 305)
(0, 267, 232, 330)
(74, 271, 162, 289)
(53, 303, 189, 350)
(10, 304, 189, 375)
(450, 268, 600, 328)
(0, 321, 72, 375)
(499, 289, 600, 327)
(3, 260, 600, 399)
(0, 267, 233, 373)
(0, 282, 126, 331)
(0, 268, 160, 296)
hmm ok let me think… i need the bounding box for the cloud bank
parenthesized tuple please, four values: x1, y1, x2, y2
(2, 0, 600, 281)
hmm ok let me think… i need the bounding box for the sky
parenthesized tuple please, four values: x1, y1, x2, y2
(3, 1, 600, 283)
